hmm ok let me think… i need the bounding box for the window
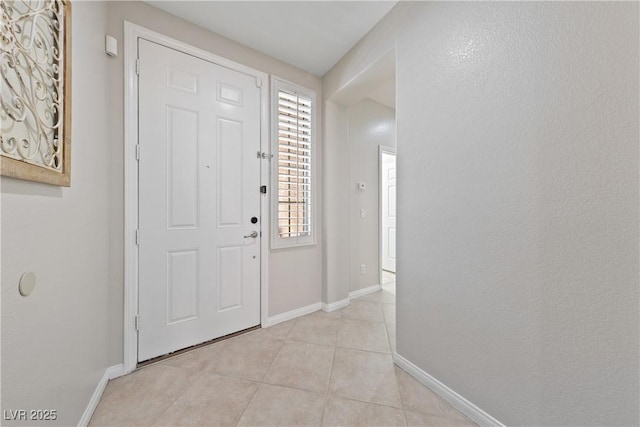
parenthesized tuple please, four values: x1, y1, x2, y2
(272, 77, 316, 248)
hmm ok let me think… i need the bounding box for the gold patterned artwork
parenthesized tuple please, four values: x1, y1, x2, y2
(1, 0, 71, 186)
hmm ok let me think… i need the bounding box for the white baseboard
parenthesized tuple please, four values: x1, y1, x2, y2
(322, 298, 350, 312)
(349, 284, 381, 300)
(393, 353, 504, 427)
(264, 284, 382, 327)
(78, 364, 125, 427)
(264, 302, 322, 327)
(265, 284, 381, 326)
(107, 364, 125, 380)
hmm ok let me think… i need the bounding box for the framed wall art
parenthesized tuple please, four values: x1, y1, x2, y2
(1, 0, 72, 186)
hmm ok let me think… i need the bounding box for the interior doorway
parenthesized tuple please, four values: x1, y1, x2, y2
(325, 48, 397, 352)
(380, 148, 396, 295)
(329, 49, 396, 296)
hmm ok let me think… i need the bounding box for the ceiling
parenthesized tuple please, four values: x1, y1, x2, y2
(144, 1, 397, 76)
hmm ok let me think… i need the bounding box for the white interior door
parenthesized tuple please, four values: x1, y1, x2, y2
(137, 39, 261, 362)
(381, 152, 396, 273)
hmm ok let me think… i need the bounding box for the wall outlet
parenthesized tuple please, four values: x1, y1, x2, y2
(360, 264, 366, 274)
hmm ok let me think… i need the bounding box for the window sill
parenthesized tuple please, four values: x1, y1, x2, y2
(271, 239, 317, 250)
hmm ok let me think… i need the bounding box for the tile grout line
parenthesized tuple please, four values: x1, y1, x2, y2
(394, 361, 411, 426)
(252, 378, 330, 398)
(327, 309, 405, 412)
(254, 377, 407, 415)
(147, 365, 201, 425)
(342, 317, 387, 323)
(386, 282, 406, 426)
(329, 393, 407, 411)
(233, 381, 261, 427)
(321, 340, 339, 426)
(282, 317, 298, 341)
(285, 338, 338, 347)
(335, 344, 392, 355)
(384, 308, 395, 355)
(259, 336, 287, 383)
(385, 281, 408, 426)
(234, 321, 296, 427)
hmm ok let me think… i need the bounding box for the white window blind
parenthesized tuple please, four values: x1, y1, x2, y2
(272, 78, 315, 248)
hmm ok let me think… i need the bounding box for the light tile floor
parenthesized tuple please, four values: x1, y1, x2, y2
(90, 284, 475, 427)
(382, 270, 396, 286)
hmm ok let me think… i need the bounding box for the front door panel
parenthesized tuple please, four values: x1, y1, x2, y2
(137, 39, 261, 362)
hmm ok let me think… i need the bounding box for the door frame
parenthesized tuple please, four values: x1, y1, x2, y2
(123, 22, 270, 374)
(378, 145, 396, 286)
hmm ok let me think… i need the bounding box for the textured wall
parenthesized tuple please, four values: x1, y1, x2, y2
(1, 3, 111, 425)
(324, 2, 639, 425)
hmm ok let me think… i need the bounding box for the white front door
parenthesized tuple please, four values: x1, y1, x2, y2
(381, 152, 396, 273)
(137, 39, 261, 362)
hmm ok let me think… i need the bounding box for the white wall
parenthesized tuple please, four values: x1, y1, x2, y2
(1, 2, 111, 425)
(347, 99, 395, 291)
(323, 101, 350, 305)
(324, 2, 639, 425)
(105, 1, 324, 364)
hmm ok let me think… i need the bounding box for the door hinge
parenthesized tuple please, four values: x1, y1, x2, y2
(256, 77, 262, 88)
(135, 144, 140, 160)
(257, 151, 273, 160)
(136, 58, 140, 75)
(135, 315, 140, 331)
(135, 229, 140, 246)
(260, 185, 267, 194)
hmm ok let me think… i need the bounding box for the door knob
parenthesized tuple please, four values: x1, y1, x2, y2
(244, 231, 258, 238)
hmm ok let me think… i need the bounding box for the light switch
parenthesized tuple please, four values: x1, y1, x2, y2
(360, 208, 366, 218)
(105, 35, 118, 57)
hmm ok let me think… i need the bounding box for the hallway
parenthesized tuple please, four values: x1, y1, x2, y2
(90, 286, 474, 426)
